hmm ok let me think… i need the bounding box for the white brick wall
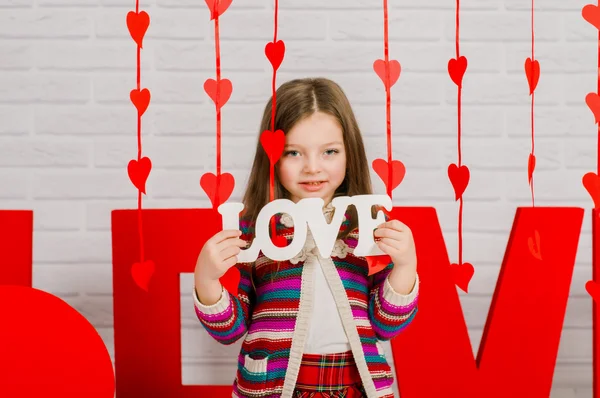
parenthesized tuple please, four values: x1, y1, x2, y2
(1, 0, 596, 396)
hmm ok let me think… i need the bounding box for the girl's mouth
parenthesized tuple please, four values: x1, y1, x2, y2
(300, 181, 325, 191)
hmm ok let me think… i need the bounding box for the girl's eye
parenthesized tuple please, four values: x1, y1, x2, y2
(325, 149, 339, 156)
(284, 150, 299, 157)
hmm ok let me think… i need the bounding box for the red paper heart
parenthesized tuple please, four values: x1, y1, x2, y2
(524, 57, 540, 95)
(204, 78, 233, 109)
(583, 172, 600, 208)
(582, 4, 600, 30)
(586, 280, 600, 303)
(528, 153, 536, 185)
(585, 92, 600, 124)
(448, 56, 468, 87)
(372, 158, 405, 191)
(366, 255, 391, 276)
(131, 260, 155, 292)
(260, 129, 285, 164)
(219, 265, 241, 296)
(450, 262, 474, 293)
(126, 11, 150, 48)
(130, 88, 151, 116)
(127, 157, 152, 194)
(200, 172, 235, 208)
(204, 0, 233, 20)
(0, 286, 115, 397)
(527, 230, 542, 260)
(265, 40, 285, 71)
(373, 59, 401, 89)
(447, 163, 470, 201)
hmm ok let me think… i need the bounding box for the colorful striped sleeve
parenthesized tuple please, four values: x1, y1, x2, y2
(193, 259, 255, 345)
(367, 260, 419, 341)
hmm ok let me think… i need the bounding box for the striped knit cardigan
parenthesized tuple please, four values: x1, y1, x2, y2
(194, 204, 419, 398)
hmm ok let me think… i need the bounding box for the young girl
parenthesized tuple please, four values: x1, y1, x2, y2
(193, 78, 419, 398)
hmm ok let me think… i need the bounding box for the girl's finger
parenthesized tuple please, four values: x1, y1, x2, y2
(213, 229, 242, 244)
(374, 227, 403, 241)
(378, 238, 401, 253)
(221, 255, 238, 270)
(216, 237, 247, 252)
(376, 240, 395, 256)
(378, 220, 405, 232)
(220, 244, 242, 261)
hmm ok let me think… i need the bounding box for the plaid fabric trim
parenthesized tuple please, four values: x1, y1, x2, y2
(292, 385, 367, 398)
(294, 351, 364, 393)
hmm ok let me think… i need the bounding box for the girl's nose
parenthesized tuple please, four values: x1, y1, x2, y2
(303, 156, 321, 173)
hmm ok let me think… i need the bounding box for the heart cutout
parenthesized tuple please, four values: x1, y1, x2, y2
(372, 158, 406, 192)
(219, 265, 241, 296)
(527, 230, 542, 260)
(127, 157, 152, 194)
(524, 57, 540, 95)
(582, 4, 600, 30)
(585, 92, 600, 124)
(200, 172, 235, 208)
(126, 11, 150, 48)
(583, 172, 600, 208)
(450, 262, 474, 293)
(130, 88, 151, 116)
(204, 0, 233, 20)
(131, 260, 155, 292)
(373, 59, 401, 89)
(586, 280, 600, 303)
(447, 163, 470, 201)
(448, 56, 468, 87)
(260, 129, 285, 164)
(265, 40, 285, 71)
(204, 78, 233, 109)
(528, 153, 536, 185)
(366, 255, 391, 276)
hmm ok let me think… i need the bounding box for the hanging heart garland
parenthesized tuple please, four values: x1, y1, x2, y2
(260, 0, 287, 247)
(366, 0, 404, 274)
(198, 1, 240, 296)
(582, 3, 600, 303)
(126, 3, 153, 292)
(200, 1, 236, 212)
(446, 0, 473, 292)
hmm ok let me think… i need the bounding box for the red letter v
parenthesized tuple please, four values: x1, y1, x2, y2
(388, 207, 583, 398)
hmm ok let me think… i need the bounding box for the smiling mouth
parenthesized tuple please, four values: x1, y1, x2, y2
(301, 181, 325, 186)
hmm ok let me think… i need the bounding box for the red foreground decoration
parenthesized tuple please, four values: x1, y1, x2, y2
(111, 205, 584, 397)
(0, 211, 115, 397)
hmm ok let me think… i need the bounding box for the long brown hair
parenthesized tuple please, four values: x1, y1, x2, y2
(242, 77, 373, 240)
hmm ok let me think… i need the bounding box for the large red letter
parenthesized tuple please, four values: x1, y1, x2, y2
(390, 207, 584, 397)
(0, 210, 32, 286)
(112, 208, 229, 397)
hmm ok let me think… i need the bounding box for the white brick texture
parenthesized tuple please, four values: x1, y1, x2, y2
(0, 0, 596, 396)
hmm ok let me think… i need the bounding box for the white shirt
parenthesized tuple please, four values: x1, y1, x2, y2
(303, 257, 352, 354)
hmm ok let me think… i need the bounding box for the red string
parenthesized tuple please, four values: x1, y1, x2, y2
(383, 0, 392, 199)
(269, 0, 280, 240)
(598, 1, 600, 177)
(214, 4, 222, 209)
(455, 0, 463, 266)
(530, 0, 535, 207)
(136, 0, 144, 263)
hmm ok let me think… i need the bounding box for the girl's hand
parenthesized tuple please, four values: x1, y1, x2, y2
(373, 220, 417, 270)
(195, 229, 247, 283)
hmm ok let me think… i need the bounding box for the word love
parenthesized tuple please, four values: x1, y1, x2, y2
(218, 195, 393, 262)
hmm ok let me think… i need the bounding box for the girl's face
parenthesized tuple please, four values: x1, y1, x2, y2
(277, 111, 347, 205)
